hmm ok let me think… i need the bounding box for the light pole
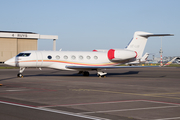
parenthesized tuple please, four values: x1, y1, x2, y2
(159, 37, 163, 66)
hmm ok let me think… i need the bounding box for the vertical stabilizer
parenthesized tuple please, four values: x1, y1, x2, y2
(126, 31, 174, 59)
(126, 31, 151, 59)
(140, 53, 149, 62)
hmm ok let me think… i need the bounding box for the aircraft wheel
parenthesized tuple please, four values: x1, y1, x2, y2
(17, 73, 23, 78)
(83, 71, 89, 76)
(98, 75, 106, 78)
(102, 75, 106, 78)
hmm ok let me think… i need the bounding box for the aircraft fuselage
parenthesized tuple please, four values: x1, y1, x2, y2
(5, 50, 136, 70)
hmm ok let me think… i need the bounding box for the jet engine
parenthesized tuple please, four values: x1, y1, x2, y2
(107, 49, 137, 61)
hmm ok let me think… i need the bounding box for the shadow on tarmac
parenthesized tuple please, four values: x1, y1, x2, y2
(23, 71, 140, 77)
(0, 77, 17, 81)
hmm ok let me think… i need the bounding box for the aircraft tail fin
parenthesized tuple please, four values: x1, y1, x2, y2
(140, 53, 149, 62)
(126, 31, 173, 59)
(164, 57, 177, 66)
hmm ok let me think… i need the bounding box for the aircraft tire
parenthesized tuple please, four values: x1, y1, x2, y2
(83, 71, 89, 76)
(98, 75, 106, 78)
(17, 73, 23, 78)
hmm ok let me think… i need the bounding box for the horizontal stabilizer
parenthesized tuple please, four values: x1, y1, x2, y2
(139, 34, 174, 37)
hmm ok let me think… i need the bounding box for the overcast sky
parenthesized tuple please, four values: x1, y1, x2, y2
(0, 0, 179, 57)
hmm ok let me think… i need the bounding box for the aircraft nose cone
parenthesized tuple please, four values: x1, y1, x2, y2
(4, 58, 16, 66)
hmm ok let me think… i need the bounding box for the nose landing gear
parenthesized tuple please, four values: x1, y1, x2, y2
(17, 73, 23, 78)
(17, 67, 25, 78)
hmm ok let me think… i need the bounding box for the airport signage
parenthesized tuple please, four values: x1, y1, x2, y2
(0, 32, 39, 39)
(0, 31, 58, 39)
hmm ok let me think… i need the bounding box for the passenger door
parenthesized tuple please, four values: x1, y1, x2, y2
(36, 51, 43, 67)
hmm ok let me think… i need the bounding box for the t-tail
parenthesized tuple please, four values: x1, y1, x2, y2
(126, 31, 174, 59)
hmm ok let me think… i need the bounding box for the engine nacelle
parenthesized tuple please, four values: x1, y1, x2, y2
(107, 49, 137, 61)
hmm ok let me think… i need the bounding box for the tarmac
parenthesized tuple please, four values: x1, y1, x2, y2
(0, 67, 180, 120)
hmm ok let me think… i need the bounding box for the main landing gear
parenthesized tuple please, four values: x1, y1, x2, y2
(83, 71, 89, 76)
(17, 67, 25, 78)
(78, 71, 90, 76)
(78, 70, 107, 77)
(97, 71, 107, 78)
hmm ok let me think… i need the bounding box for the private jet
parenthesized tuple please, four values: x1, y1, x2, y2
(5, 31, 173, 77)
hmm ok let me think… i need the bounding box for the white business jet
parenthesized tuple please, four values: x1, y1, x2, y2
(4, 31, 173, 78)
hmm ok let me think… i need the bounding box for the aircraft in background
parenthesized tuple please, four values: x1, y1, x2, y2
(164, 57, 177, 66)
(5, 31, 173, 78)
(176, 57, 180, 64)
(126, 53, 149, 66)
(164, 57, 180, 66)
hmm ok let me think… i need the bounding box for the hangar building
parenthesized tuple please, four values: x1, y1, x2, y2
(0, 31, 58, 62)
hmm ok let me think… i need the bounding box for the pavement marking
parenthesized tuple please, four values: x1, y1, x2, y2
(154, 117, 180, 120)
(142, 100, 180, 106)
(142, 92, 180, 96)
(38, 100, 142, 108)
(151, 95, 180, 100)
(6, 89, 27, 92)
(37, 100, 180, 108)
(78, 105, 180, 115)
(0, 100, 109, 120)
(70, 89, 180, 100)
(70, 89, 146, 96)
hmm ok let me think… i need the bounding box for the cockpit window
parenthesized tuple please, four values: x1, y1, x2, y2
(16, 53, 31, 57)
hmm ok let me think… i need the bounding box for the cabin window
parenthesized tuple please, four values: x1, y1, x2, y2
(56, 55, 60, 59)
(86, 56, 91, 60)
(64, 55, 68, 59)
(94, 56, 98, 60)
(47, 55, 52, 59)
(16, 53, 31, 57)
(71, 55, 76, 60)
(79, 55, 83, 60)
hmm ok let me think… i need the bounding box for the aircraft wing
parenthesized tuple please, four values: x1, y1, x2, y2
(66, 65, 158, 70)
